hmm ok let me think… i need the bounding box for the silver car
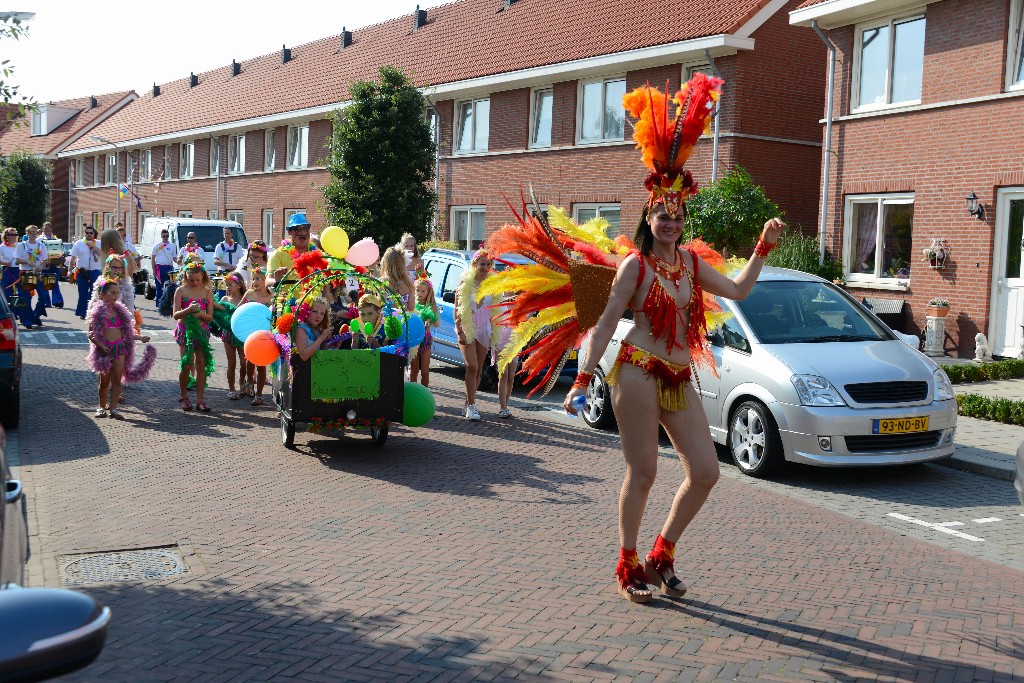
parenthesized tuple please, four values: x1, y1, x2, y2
(580, 268, 957, 477)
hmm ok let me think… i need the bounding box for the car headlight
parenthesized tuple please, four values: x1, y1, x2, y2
(791, 375, 846, 406)
(934, 368, 955, 401)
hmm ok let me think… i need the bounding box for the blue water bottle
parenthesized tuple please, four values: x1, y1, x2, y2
(567, 394, 586, 417)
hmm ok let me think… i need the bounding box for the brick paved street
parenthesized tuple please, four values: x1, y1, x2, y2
(11, 293, 1024, 682)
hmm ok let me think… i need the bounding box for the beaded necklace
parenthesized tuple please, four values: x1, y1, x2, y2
(647, 248, 685, 288)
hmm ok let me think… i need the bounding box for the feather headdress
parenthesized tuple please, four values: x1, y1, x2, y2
(623, 73, 723, 217)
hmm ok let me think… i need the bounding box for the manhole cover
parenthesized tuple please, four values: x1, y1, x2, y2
(59, 546, 189, 586)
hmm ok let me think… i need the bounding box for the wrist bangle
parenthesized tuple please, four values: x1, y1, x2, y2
(573, 370, 594, 390)
(754, 239, 775, 259)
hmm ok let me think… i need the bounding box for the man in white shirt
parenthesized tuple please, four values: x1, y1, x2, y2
(151, 228, 178, 306)
(115, 222, 140, 266)
(13, 225, 45, 328)
(175, 231, 205, 266)
(37, 221, 64, 310)
(213, 226, 242, 274)
(69, 225, 103, 319)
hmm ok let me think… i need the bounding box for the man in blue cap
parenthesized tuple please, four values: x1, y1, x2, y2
(267, 212, 315, 286)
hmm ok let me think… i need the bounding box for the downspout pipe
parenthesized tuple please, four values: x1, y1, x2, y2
(424, 95, 441, 240)
(812, 20, 836, 267)
(703, 50, 722, 183)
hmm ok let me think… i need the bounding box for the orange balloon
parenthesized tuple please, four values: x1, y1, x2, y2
(244, 330, 280, 366)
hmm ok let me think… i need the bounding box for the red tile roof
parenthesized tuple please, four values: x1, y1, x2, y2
(63, 0, 776, 152)
(795, 0, 830, 7)
(0, 91, 135, 156)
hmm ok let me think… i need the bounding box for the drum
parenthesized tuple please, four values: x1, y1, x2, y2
(41, 273, 57, 290)
(20, 271, 39, 291)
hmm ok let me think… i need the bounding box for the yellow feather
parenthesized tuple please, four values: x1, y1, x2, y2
(478, 265, 569, 301)
(496, 302, 575, 372)
(548, 207, 621, 254)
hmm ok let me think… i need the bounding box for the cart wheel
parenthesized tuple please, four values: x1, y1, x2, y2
(370, 425, 388, 447)
(281, 414, 296, 449)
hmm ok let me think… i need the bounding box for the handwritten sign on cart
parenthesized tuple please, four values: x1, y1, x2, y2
(310, 349, 381, 400)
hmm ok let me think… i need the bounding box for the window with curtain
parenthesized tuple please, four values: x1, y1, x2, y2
(451, 206, 486, 248)
(847, 195, 914, 282)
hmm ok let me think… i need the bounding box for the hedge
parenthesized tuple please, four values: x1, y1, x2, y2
(940, 358, 1024, 384)
(956, 393, 1024, 425)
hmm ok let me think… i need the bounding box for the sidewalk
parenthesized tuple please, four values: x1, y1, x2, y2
(945, 378, 1023, 481)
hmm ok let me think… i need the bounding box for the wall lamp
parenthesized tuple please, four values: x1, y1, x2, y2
(966, 192, 984, 220)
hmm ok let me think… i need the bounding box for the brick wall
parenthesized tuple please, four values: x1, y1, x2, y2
(814, 0, 1024, 355)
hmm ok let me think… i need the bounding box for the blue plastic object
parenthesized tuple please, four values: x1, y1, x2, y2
(286, 212, 310, 230)
(567, 393, 586, 417)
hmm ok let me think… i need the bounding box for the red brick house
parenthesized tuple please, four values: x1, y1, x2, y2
(55, 0, 824, 260)
(791, 0, 1024, 357)
(0, 91, 136, 239)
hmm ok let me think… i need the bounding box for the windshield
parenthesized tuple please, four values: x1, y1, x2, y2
(175, 225, 247, 253)
(735, 281, 894, 344)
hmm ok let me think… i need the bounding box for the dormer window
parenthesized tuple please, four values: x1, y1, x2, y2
(30, 110, 44, 136)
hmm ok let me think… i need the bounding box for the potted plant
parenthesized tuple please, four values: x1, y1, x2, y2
(922, 238, 951, 269)
(927, 297, 950, 318)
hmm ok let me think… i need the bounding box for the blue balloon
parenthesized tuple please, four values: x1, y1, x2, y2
(231, 301, 271, 341)
(377, 345, 400, 355)
(403, 313, 425, 347)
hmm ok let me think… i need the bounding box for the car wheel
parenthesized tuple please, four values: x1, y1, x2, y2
(281, 414, 295, 449)
(729, 400, 783, 477)
(0, 385, 19, 430)
(370, 424, 388, 447)
(581, 368, 616, 430)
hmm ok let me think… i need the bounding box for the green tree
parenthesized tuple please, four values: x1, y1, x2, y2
(764, 229, 842, 281)
(686, 165, 781, 255)
(1, 16, 38, 195)
(321, 66, 436, 248)
(0, 150, 51, 228)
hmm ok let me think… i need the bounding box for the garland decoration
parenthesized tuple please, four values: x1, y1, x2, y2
(383, 315, 403, 340)
(293, 250, 329, 279)
(276, 312, 295, 334)
(415, 302, 438, 326)
(306, 416, 388, 434)
(178, 314, 216, 378)
(85, 300, 157, 384)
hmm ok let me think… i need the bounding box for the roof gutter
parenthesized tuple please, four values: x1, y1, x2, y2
(703, 49, 723, 183)
(812, 20, 836, 267)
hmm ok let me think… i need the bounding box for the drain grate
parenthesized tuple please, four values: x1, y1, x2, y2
(59, 546, 189, 586)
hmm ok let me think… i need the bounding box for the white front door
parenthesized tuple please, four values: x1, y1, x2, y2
(990, 189, 1024, 357)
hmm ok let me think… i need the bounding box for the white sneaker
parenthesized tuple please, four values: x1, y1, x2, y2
(465, 404, 481, 421)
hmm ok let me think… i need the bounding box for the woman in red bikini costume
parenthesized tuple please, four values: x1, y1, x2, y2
(564, 75, 784, 603)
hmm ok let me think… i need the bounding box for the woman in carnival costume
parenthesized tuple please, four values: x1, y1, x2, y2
(86, 278, 156, 418)
(482, 74, 783, 603)
(454, 249, 493, 421)
(173, 258, 216, 412)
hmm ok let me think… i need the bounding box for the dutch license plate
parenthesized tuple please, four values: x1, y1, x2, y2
(568, 349, 578, 360)
(872, 417, 929, 434)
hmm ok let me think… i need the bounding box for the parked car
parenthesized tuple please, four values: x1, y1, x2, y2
(59, 243, 73, 282)
(579, 267, 958, 477)
(421, 248, 577, 390)
(0, 287, 21, 430)
(1, 425, 110, 680)
(137, 218, 248, 300)
(1015, 440, 1023, 505)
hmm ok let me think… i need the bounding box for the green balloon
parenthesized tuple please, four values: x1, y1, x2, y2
(363, 321, 373, 336)
(402, 381, 436, 427)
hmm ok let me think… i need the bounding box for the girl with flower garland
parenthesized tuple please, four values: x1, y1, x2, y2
(293, 298, 332, 362)
(454, 249, 493, 421)
(173, 261, 215, 412)
(379, 246, 416, 312)
(214, 272, 247, 400)
(409, 274, 438, 387)
(89, 253, 136, 318)
(240, 267, 273, 405)
(87, 279, 155, 418)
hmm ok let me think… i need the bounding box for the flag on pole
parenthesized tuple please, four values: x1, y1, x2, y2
(118, 183, 130, 198)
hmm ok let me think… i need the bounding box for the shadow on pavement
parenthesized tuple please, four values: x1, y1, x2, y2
(57, 578, 550, 682)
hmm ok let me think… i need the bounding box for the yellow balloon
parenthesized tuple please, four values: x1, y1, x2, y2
(320, 225, 350, 259)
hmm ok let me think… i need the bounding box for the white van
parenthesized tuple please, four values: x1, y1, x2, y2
(138, 217, 248, 299)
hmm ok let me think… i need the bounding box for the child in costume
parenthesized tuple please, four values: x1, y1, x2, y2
(89, 252, 136, 318)
(379, 246, 415, 312)
(454, 249, 493, 421)
(240, 267, 273, 405)
(409, 274, 439, 387)
(173, 260, 215, 412)
(214, 272, 247, 400)
(350, 293, 389, 350)
(292, 298, 332, 362)
(87, 279, 156, 418)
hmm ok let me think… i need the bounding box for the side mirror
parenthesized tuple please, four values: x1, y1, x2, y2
(0, 587, 109, 682)
(441, 291, 455, 304)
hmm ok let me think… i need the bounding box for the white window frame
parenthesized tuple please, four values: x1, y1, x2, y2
(179, 142, 194, 179)
(454, 98, 490, 154)
(30, 109, 43, 136)
(92, 157, 99, 187)
(210, 139, 221, 177)
(103, 212, 115, 229)
(74, 159, 84, 188)
(226, 209, 243, 226)
(529, 87, 554, 149)
(450, 206, 487, 249)
(137, 212, 152, 231)
(139, 149, 151, 182)
(576, 76, 627, 144)
(74, 212, 85, 239)
(851, 11, 926, 113)
(287, 124, 309, 169)
(164, 145, 172, 179)
(178, 210, 193, 218)
(843, 193, 915, 286)
(284, 208, 306, 226)
(208, 210, 219, 220)
(1007, 0, 1024, 91)
(105, 154, 116, 185)
(262, 209, 274, 243)
(572, 203, 622, 236)
(228, 134, 245, 175)
(264, 129, 276, 171)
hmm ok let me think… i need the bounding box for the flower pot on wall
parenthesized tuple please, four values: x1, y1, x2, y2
(927, 306, 949, 318)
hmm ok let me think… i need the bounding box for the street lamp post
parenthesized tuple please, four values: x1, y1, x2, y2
(90, 135, 121, 226)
